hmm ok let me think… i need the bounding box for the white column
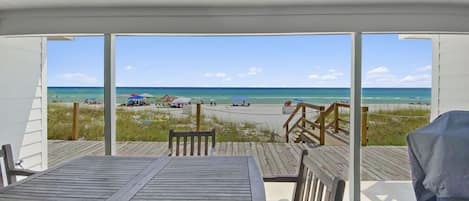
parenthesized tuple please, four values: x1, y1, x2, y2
(349, 32, 362, 201)
(104, 33, 116, 155)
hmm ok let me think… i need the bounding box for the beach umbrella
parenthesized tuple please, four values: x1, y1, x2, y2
(171, 97, 191, 105)
(130, 93, 138, 97)
(293, 98, 304, 103)
(231, 96, 248, 102)
(159, 95, 176, 102)
(128, 95, 144, 100)
(140, 93, 154, 98)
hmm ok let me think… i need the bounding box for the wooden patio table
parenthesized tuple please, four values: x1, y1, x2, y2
(0, 156, 265, 201)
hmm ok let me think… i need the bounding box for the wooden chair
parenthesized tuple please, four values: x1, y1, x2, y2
(1, 144, 38, 186)
(264, 150, 345, 201)
(168, 129, 216, 156)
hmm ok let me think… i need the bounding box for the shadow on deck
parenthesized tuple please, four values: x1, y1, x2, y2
(48, 140, 410, 181)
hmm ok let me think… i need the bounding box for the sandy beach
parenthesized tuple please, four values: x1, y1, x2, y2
(56, 102, 430, 137)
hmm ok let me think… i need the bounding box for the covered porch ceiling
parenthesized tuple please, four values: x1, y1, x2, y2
(1, 0, 469, 35)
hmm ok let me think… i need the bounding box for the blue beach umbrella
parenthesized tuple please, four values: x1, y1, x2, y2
(128, 95, 144, 100)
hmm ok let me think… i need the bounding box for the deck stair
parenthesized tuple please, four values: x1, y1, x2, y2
(283, 102, 369, 145)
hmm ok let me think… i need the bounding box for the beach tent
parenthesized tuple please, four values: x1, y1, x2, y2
(171, 97, 191, 104)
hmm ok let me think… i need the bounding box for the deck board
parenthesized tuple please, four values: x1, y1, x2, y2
(48, 140, 411, 180)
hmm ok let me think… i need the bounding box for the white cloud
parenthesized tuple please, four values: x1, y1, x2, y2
(308, 68, 344, 81)
(224, 77, 232, 81)
(364, 66, 431, 87)
(125, 65, 136, 71)
(364, 66, 398, 87)
(247, 67, 263, 75)
(400, 74, 431, 83)
(367, 66, 389, 76)
(204, 72, 227, 78)
(416, 65, 432, 72)
(308, 74, 319, 79)
(57, 73, 99, 86)
(321, 75, 337, 80)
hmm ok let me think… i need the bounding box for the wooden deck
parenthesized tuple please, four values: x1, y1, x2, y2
(48, 140, 411, 181)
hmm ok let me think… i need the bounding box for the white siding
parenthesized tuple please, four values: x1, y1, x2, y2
(0, 37, 47, 173)
(431, 35, 469, 120)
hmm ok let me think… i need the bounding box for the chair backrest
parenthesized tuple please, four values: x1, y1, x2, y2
(168, 129, 216, 156)
(0, 147, 4, 187)
(1, 144, 17, 185)
(293, 150, 345, 201)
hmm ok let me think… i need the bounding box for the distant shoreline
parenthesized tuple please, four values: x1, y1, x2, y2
(48, 87, 431, 105)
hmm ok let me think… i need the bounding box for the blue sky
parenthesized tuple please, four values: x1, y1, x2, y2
(47, 34, 432, 88)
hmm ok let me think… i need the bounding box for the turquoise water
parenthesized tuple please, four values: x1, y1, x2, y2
(48, 87, 431, 104)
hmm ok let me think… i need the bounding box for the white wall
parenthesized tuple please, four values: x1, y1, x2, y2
(431, 35, 469, 120)
(0, 37, 47, 173)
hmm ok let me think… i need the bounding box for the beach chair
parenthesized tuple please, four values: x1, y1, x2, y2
(264, 150, 345, 201)
(1, 144, 38, 186)
(168, 129, 216, 156)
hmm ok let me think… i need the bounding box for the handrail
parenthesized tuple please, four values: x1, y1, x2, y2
(283, 103, 324, 128)
(283, 104, 302, 128)
(283, 102, 369, 146)
(283, 103, 325, 143)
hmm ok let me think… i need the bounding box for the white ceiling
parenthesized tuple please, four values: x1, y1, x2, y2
(0, 0, 468, 10)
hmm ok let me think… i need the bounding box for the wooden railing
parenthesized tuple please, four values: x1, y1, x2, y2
(283, 102, 368, 146)
(332, 103, 369, 146)
(283, 103, 325, 144)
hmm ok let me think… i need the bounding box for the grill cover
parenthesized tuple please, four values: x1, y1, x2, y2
(407, 111, 469, 201)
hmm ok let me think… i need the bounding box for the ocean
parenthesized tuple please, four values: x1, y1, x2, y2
(48, 87, 431, 104)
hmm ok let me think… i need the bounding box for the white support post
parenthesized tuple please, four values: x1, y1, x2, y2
(104, 33, 116, 155)
(349, 32, 362, 201)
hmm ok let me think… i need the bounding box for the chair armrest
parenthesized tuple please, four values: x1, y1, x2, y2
(263, 176, 298, 182)
(10, 168, 39, 176)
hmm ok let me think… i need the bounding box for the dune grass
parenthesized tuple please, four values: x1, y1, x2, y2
(48, 103, 272, 142)
(334, 109, 430, 146)
(48, 103, 430, 145)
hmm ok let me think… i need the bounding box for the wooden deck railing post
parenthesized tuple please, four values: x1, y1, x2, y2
(196, 103, 201, 131)
(301, 104, 306, 128)
(361, 107, 368, 146)
(334, 103, 339, 133)
(285, 124, 289, 143)
(70, 102, 79, 140)
(319, 111, 325, 145)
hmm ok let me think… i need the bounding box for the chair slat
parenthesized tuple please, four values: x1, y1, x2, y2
(309, 175, 319, 201)
(167, 130, 216, 157)
(204, 136, 209, 155)
(303, 171, 313, 201)
(316, 182, 324, 201)
(198, 135, 202, 156)
(176, 136, 180, 156)
(190, 136, 195, 155)
(325, 189, 332, 201)
(183, 136, 187, 156)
